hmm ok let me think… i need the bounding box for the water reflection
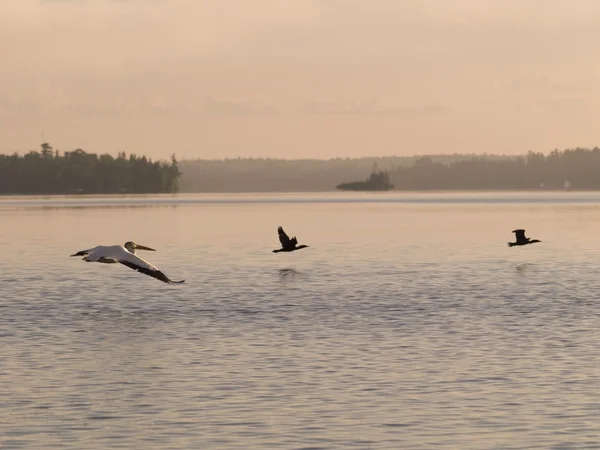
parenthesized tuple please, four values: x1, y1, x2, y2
(4, 191, 600, 211)
(515, 263, 535, 276)
(278, 268, 301, 281)
(4, 194, 600, 449)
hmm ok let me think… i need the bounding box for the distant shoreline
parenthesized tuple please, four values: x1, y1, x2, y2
(0, 188, 594, 197)
(179, 147, 600, 192)
(3, 146, 599, 193)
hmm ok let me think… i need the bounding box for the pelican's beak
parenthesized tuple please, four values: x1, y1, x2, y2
(134, 244, 156, 251)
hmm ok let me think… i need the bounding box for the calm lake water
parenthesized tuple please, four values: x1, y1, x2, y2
(2, 192, 600, 449)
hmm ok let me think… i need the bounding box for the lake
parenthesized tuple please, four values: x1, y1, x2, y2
(2, 192, 600, 449)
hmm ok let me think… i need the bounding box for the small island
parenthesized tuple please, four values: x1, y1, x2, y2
(335, 169, 394, 191)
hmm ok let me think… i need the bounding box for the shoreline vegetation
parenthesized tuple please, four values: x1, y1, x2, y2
(179, 147, 599, 192)
(1, 144, 600, 194)
(0, 143, 181, 194)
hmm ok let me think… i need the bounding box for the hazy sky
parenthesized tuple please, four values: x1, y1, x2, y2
(1, 0, 600, 159)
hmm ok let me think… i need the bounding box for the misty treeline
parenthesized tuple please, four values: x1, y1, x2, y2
(179, 148, 600, 192)
(3, 145, 599, 194)
(0, 143, 181, 194)
(391, 148, 600, 190)
(179, 154, 509, 192)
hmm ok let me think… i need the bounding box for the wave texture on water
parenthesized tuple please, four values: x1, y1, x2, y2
(1, 193, 600, 449)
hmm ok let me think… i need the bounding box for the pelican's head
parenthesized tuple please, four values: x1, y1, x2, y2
(124, 241, 156, 253)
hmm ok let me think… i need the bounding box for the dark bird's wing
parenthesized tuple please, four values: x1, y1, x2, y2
(278, 226, 292, 247)
(119, 260, 185, 285)
(512, 229, 527, 242)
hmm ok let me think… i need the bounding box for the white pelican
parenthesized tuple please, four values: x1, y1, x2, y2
(70, 241, 185, 285)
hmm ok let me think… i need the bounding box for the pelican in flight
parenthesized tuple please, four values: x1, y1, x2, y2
(70, 241, 184, 284)
(273, 226, 309, 253)
(508, 229, 541, 247)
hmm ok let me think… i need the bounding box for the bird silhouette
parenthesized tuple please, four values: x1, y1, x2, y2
(273, 226, 309, 253)
(508, 229, 541, 247)
(70, 242, 184, 284)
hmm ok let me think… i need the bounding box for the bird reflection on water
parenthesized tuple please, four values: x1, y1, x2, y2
(515, 263, 535, 276)
(278, 268, 301, 280)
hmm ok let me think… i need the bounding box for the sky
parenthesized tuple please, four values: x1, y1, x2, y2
(1, 0, 599, 160)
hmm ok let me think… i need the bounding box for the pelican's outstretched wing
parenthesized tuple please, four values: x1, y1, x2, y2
(512, 229, 527, 242)
(278, 226, 292, 247)
(118, 253, 184, 285)
(97, 256, 118, 264)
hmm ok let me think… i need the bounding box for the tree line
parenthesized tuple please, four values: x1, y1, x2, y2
(179, 148, 600, 192)
(179, 154, 508, 192)
(0, 143, 181, 194)
(3, 145, 599, 194)
(390, 148, 600, 190)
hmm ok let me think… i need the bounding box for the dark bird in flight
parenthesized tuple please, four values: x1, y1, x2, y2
(508, 229, 541, 247)
(273, 226, 309, 253)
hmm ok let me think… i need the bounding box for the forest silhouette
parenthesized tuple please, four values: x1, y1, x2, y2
(0, 143, 181, 194)
(2, 145, 600, 194)
(179, 147, 600, 192)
